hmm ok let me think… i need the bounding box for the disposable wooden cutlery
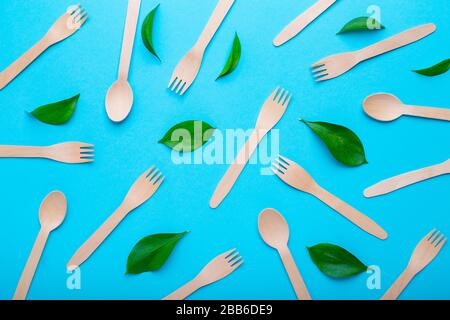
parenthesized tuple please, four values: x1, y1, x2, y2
(272, 155, 387, 240)
(273, 0, 336, 47)
(363, 93, 450, 122)
(311, 23, 436, 81)
(210, 87, 291, 208)
(67, 166, 164, 270)
(13, 191, 67, 300)
(163, 248, 243, 300)
(258, 208, 311, 300)
(0, 142, 94, 164)
(364, 159, 450, 198)
(168, 0, 235, 95)
(382, 229, 446, 300)
(105, 0, 141, 122)
(0, 5, 88, 90)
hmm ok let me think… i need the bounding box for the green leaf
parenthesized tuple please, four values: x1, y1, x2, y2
(337, 17, 385, 34)
(307, 243, 368, 278)
(413, 59, 450, 76)
(301, 119, 368, 167)
(216, 33, 241, 80)
(126, 231, 188, 274)
(159, 120, 215, 152)
(141, 4, 160, 61)
(29, 94, 80, 125)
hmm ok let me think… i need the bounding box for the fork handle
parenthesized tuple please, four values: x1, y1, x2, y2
(404, 105, 450, 121)
(273, 0, 336, 46)
(210, 129, 266, 208)
(118, 0, 141, 80)
(163, 279, 201, 300)
(0, 37, 50, 90)
(0, 145, 47, 159)
(364, 160, 450, 198)
(357, 24, 436, 61)
(195, 0, 235, 51)
(312, 186, 388, 240)
(278, 246, 311, 300)
(381, 271, 414, 300)
(67, 205, 130, 270)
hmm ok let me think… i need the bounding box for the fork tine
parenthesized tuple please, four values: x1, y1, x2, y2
(275, 88, 285, 102)
(78, 158, 94, 163)
(153, 176, 165, 188)
(311, 60, 326, 68)
(142, 166, 155, 178)
(168, 75, 177, 88)
(313, 70, 328, 78)
(433, 234, 445, 246)
(279, 92, 290, 105)
(227, 251, 240, 262)
(69, 3, 81, 15)
(180, 81, 192, 95)
(436, 238, 447, 251)
(273, 158, 287, 170)
(147, 168, 159, 181)
(278, 90, 288, 104)
(269, 87, 280, 100)
(271, 163, 285, 173)
(424, 228, 437, 240)
(315, 74, 333, 82)
(278, 155, 292, 166)
(176, 82, 186, 94)
(429, 230, 441, 243)
(283, 94, 292, 107)
(222, 248, 237, 259)
(231, 258, 244, 269)
(76, 13, 88, 26)
(171, 79, 182, 92)
(150, 172, 162, 183)
(79, 143, 94, 148)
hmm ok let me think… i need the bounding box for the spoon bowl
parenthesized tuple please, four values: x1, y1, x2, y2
(258, 208, 289, 249)
(39, 191, 67, 232)
(363, 93, 404, 122)
(105, 80, 134, 122)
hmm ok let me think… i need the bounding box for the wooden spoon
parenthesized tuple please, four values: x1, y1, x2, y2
(105, 0, 141, 122)
(258, 208, 311, 300)
(363, 93, 450, 122)
(13, 191, 67, 300)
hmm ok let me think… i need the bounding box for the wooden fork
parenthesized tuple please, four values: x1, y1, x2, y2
(67, 166, 164, 270)
(0, 4, 88, 90)
(168, 0, 235, 95)
(163, 248, 243, 300)
(210, 87, 291, 208)
(272, 155, 387, 240)
(382, 229, 447, 300)
(0, 142, 94, 164)
(311, 23, 436, 82)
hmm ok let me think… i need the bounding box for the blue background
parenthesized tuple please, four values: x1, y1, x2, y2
(0, 0, 449, 300)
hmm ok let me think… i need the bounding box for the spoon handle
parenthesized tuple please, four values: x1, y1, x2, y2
(163, 279, 201, 300)
(364, 160, 449, 198)
(195, 0, 235, 51)
(404, 105, 450, 121)
(278, 247, 311, 300)
(13, 229, 49, 300)
(67, 206, 129, 270)
(312, 186, 388, 240)
(118, 0, 141, 80)
(381, 270, 414, 300)
(357, 24, 436, 61)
